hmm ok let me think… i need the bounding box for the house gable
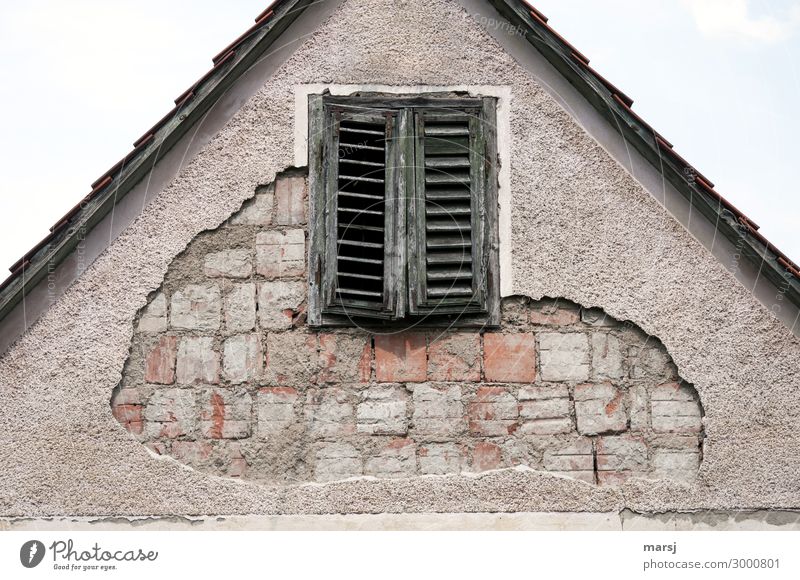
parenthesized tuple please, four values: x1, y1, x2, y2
(1, 0, 799, 521)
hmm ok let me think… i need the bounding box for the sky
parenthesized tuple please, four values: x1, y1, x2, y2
(0, 0, 797, 278)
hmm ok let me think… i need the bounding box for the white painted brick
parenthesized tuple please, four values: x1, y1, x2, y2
(137, 292, 167, 332)
(170, 284, 221, 331)
(257, 280, 305, 330)
(539, 333, 590, 382)
(224, 283, 256, 333)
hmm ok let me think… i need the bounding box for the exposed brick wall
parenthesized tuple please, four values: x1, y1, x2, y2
(114, 172, 704, 485)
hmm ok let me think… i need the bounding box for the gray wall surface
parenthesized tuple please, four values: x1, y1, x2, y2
(0, 0, 799, 520)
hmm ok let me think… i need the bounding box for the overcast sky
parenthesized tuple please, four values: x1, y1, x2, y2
(0, 0, 797, 280)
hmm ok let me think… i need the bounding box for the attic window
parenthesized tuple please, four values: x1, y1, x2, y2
(307, 94, 500, 327)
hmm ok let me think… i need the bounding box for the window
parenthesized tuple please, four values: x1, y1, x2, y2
(307, 94, 500, 327)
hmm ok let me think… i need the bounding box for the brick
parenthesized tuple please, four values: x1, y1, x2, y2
(543, 438, 594, 483)
(257, 280, 305, 330)
(651, 383, 702, 434)
(274, 175, 306, 225)
(467, 386, 518, 436)
(171, 441, 213, 466)
(411, 384, 464, 436)
(581, 308, 617, 327)
(628, 384, 648, 431)
(418, 443, 465, 475)
(144, 335, 177, 384)
(226, 443, 248, 477)
(591, 333, 624, 380)
(256, 229, 305, 278)
(256, 387, 298, 436)
(518, 385, 572, 435)
(574, 382, 626, 435)
(224, 283, 256, 333)
(483, 333, 536, 382)
(364, 438, 416, 478)
(305, 388, 355, 437)
(629, 343, 676, 380)
(204, 248, 253, 278)
(137, 292, 167, 332)
(539, 332, 590, 382)
(314, 442, 362, 482)
(596, 434, 647, 472)
(471, 441, 503, 472)
(176, 336, 219, 384)
(265, 332, 317, 385)
(529, 299, 580, 326)
(199, 389, 252, 439)
(318, 333, 371, 383)
(170, 284, 221, 331)
(222, 334, 263, 384)
(428, 333, 480, 381)
(230, 188, 273, 226)
(112, 404, 143, 434)
(375, 333, 427, 382)
(357, 385, 408, 435)
(144, 389, 195, 438)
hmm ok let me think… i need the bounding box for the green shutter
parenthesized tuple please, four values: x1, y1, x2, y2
(408, 106, 489, 316)
(320, 103, 403, 320)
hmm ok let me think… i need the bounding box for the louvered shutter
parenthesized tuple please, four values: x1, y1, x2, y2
(408, 106, 491, 316)
(319, 105, 404, 320)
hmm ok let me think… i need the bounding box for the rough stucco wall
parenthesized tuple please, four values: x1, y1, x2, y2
(0, 0, 798, 517)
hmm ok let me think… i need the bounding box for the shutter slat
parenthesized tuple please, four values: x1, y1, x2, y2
(425, 173, 470, 185)
(427, 284, 474, 297)
(339, 174, 385, 184)
(340, 159, 385, 168)
(338, 271, 383, 281)
(427, 268, 472, 280)
(426, 252, 471, 265)
(426, 206, 471, 216)
(338, 207, 384, 216)
(424, 189, 471, 200)
(338, 143, 384, 151)
(425, 156, 471, 168)
(337, 238, 383, 249)
(425, 126, 470, 136)
(427, 219, 471, 232)
(426, 236, 471, 249)
(340, 127, 384, 136)
(338, 223, 384, 233)
(338, 255, 383, 265)
(336, 288, 383, 298)
(338, 191, 383, 200)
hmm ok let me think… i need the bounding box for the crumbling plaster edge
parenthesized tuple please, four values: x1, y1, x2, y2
(292, 83, 514, 296)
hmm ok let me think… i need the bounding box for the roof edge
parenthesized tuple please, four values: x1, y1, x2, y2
(0, 0, 316, 324)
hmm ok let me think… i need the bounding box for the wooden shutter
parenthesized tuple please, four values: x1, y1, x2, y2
(408, 105, 492, 316)
(318, 104, 405, 320)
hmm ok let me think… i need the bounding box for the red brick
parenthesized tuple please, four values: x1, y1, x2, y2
(375, 334, 426, 382)
(144, 335, 177, 384)
(318, 334, 371, 383)
(483, 333, 536, 382)
(428, 333, 480, 381)
(472, 441, 503, 471)
(467, 386, 518, 436)
(112, 404, 142, 424)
